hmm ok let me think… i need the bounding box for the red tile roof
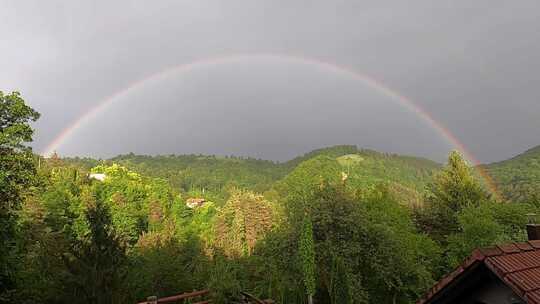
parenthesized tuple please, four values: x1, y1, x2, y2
(418, 240, 540, 304)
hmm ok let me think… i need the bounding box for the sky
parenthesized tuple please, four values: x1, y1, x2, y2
(1, 0, 539, 163)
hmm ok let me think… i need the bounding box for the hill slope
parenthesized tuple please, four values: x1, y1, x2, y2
(484, 145, 540, 201)
(284, 145, 439, 190)
(60, 145, 441, 203)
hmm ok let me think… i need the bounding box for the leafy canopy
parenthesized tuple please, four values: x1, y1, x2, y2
(0, 91, 40, 297)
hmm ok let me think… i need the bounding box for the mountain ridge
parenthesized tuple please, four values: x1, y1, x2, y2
(59, 143, 540, 202)
(483, 145, 540, 201)
(59, 145, 440, 203)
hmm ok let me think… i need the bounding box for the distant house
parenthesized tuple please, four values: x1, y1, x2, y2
(418, 224, 540, 304)
(186, 198, 206, 209)
(89, 173, 106, 181)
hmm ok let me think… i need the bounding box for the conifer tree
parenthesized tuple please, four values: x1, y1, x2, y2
(431, 151, 487, 212)
(418, 151, 488, 243)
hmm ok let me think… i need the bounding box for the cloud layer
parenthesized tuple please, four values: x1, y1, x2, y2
(2, 0, 539, 162)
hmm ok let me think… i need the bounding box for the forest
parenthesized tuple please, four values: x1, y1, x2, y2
(2, 91, 540, 304)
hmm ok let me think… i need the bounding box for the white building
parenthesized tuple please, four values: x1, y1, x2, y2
(89, 173, 107, 181)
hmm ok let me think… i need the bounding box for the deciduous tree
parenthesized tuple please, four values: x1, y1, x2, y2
(0, 91, 40, 297)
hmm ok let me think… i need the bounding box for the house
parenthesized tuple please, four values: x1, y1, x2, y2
(89, 173, 106, 181)
(186, 198, 206, 209)
(418, 224, 540, 304)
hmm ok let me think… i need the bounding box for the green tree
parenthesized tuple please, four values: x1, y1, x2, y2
(277, 156, 342, 233)
(305, 184, 437, 303)
(417, 151, 488, 243)
(0, 91, 40, 298)
(430, 151, 487, 212)
(62, 189, 128, 304)
(330, 256, 352, 304)
(208, 251, 242, 304)
(129, 232, 210, 302)
(12, 165, 90, 303)
(299, 217, 316, 304)
(14, 192, 70, 303)
(446, 201, 534, 268)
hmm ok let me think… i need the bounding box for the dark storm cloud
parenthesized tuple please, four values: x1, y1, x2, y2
(1, 0, 539, 162)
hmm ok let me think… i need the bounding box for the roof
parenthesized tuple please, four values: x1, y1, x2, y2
(418, 240, 540, 304)
(186, 198, 206, 203)
(186, 198, 207, 209)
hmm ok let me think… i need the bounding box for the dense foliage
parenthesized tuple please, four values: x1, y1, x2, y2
(0, 91, 40, 298)
(484, 145, 540, 201)
(62, 145, 439, 207)
(62, 154, 288, 204)
(3, 91, 540, 303)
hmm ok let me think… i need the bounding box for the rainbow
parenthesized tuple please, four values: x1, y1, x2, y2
(42, 53, 501, 198)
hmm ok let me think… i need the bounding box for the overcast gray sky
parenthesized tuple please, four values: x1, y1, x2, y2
(1, 0, 539, 163)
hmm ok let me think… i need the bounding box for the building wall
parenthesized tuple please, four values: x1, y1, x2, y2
(457, 277, 524, 304)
